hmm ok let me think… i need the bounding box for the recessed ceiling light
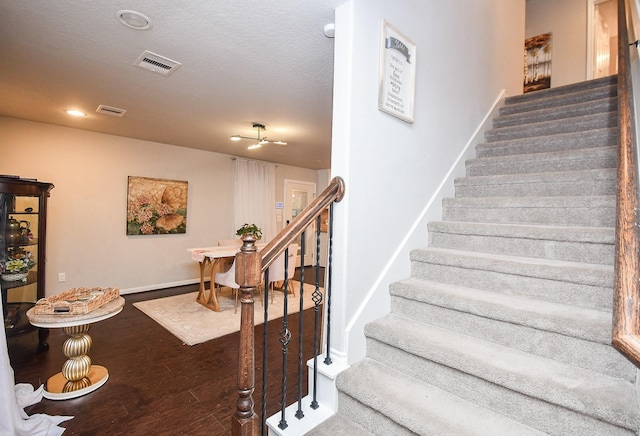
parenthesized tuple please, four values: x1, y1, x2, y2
(116, 10, 152, 30)
(65, 110, 86, 117)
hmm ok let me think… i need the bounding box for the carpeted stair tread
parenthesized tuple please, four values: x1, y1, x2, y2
(305, 414, 371, 436)
(411, 247, 611, 287)
(466, 146, 616, 176)
(485, 112, 617, 142)
(410, 247, 613, 310)
(454, 168, 615, 197)
(334, 358, 546, 436)
(503, 75, 616, 108)
(390, 277, 611, 343)
(428, 221, 613, 264)
(442, 195, 615, 227)
(501, 84, 617, 115)
(476, 128, 618, 158)
(390, 278, 635, 381)
(365, 314, 640, 432)
(493, 96, 617, 128)
(428, 221, 613, 244)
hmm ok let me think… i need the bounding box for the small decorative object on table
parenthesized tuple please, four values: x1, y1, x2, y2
(33, 287, 120, 315)
(236, 223, 262, 240)
(1, 249, 36, 282)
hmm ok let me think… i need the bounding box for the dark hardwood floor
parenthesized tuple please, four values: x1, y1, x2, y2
(8, 283, 320, 435)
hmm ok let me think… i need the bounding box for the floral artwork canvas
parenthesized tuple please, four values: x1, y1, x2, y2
(127, 176, 188, 235)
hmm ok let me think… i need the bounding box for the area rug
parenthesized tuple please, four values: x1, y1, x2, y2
(133, 281, 322, 346)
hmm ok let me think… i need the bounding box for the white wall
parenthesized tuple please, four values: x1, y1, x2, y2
(526, 0, 589, 86)
(330, 0, 525, 364)
(0, 116, 321, 295)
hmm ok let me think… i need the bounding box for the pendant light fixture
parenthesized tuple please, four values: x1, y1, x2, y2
(230, 123, 287, 150)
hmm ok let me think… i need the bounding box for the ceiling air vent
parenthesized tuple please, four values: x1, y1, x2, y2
(96, 104, 127, 117)
(134, 50, 182, 76)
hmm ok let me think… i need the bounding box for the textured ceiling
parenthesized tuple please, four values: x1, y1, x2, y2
(0, 1, 340, 170)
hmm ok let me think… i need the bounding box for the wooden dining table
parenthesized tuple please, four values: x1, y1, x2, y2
(187, 244, 265, 312)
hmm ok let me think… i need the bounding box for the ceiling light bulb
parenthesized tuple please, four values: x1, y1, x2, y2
(65, 110, 86, 117)
(273, 141, 287, 145)
(230, 135, 241, 141)
(259, 139, 269, 145)
(247, 143, 262, 150)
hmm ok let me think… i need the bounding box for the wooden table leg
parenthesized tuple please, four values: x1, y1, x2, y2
(197, 258, 221, 312)
(196, 258, 211, 303)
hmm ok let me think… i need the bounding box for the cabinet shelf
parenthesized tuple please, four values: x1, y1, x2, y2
(5, 238, 39, 248)
(1, 270, 38, 290)
(1, 177, 53, 351)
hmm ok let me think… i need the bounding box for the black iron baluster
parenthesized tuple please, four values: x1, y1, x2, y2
(324, 203, 333, 366)
(278, 248, 291, 430)
(261, 268, 270, 436)
(295, 232, 305, 419)
(310, 215, 324, 410)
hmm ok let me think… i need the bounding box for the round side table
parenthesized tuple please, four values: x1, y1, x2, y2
(26, 296, 125, 400)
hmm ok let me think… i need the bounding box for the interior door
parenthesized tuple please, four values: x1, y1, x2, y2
(284, 180, 316, 267)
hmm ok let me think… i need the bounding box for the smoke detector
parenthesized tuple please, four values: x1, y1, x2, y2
(135, 50, 182, 76)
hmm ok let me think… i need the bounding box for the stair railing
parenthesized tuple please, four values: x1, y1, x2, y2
(612, 0, 640, 368)
(231, 176, 345, 436)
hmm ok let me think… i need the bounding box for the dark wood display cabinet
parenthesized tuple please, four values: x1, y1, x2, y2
(1, 176, 54, 351)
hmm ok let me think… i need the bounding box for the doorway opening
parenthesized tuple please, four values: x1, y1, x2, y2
(588, 0, 618, 79)
(283, 180, 316, 267)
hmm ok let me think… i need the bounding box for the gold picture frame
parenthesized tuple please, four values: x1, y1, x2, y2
(126, 176, 188, 235)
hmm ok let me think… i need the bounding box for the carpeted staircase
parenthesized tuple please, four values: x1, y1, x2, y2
(309, 75, 640, 435)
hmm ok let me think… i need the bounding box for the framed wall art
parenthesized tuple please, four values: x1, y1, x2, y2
(524, 32, 552, 93)
(378, 20, 416, 123)
(126, 176, 188, 235)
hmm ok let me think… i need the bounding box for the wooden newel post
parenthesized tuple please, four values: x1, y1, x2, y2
(232, 234, 262, 436)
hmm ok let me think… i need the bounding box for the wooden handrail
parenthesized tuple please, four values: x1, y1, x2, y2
(260, 176, 345, 271)
(612, 0, 640, 367)
(231, 176, 345, 435)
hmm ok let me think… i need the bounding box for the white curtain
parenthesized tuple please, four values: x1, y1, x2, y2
(0, 289, 73, 435)
(233, 159, 277, 242)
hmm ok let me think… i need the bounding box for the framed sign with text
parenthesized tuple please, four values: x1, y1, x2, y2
(378, 20, 416, 123)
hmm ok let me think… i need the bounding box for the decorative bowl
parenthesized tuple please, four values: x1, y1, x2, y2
(1, 272, 28, 282)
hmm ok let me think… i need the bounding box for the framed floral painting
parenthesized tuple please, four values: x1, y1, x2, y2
(126, 176, 188, 235)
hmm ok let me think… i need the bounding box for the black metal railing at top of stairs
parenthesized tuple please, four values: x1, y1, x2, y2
(612, 0, 640, 368)
(231, 177, 345, 436)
